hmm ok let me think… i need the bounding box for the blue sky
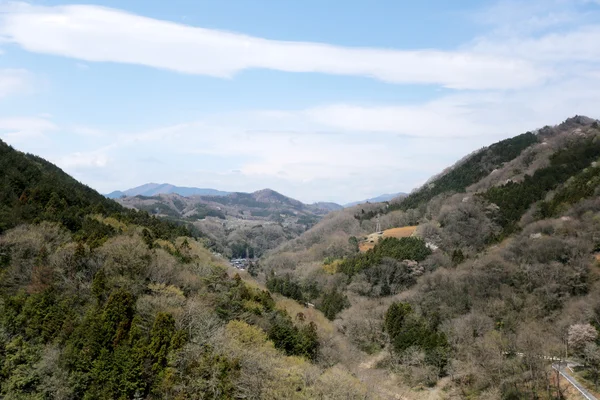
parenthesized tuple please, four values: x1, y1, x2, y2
(0, 0, 599, 203)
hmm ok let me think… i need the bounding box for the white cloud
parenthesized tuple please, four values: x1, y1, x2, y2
(303, 101, 489, 137)
(472, 0, 584, 33)
(122, 69, 600, 196)
(9, 72, 598, 203)
(468, 0, 600, 66)
(70, 125, 106, 138)
(34, 110, 502, 202)
(0, 68, 30, 98)
(1, 0, 600, 203)
(0, 2, 545, 90)
(10, 68, 599, 202)
(58, 151, 108, 168)
(470, 25, 600, 63)
(0, 116, 57, 142)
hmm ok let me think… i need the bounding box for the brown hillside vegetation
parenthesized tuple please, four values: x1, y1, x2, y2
(3, 116, 600, 399)
(115, 189, 336, 259)
(260, 116, 600, 398)
(0, 139, 407, 399)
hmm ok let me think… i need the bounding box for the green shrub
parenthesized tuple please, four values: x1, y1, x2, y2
(338, 237, 431, 277)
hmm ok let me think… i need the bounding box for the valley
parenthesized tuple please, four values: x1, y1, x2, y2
(3, 0, 600, 396)
(2, 116, 600, 399)
(113, 188, 341, 259)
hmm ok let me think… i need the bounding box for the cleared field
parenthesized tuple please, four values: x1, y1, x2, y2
(359, 225, 418, 252)
(383, 226, 418, 238)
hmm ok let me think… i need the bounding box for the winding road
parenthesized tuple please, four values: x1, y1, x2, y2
(553, 362, 597, 400)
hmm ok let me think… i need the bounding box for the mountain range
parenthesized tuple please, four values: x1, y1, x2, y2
(107, 182, 406, 209)
(113, 188, 345, 258)
(114, 188, 343, 219)
(343, 192, 406, 207)
(106, 183, 230, 198)
(2, 116, 600, 399)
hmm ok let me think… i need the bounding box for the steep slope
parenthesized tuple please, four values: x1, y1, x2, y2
(388, 131, 539, 212)
(261, 116, 600, 398)
(0, 139, 122, 233)
(0, 139, 196, 243)
(0, 144, 374, 399)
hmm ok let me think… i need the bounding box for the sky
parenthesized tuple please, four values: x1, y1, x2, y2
(0, 0, 599, 203)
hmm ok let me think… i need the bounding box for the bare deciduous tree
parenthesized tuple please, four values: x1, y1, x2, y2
(568, 323, 598, 354)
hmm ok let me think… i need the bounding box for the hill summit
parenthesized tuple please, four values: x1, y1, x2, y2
(113, 187, 342, 258)
(106, 183, 230, 198)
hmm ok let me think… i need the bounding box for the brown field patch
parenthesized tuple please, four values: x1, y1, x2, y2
(359, 226, 418, 252)
(383, 226, 418, 238)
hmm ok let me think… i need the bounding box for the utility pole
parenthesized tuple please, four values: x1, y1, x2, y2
(376, 213, 382, 233)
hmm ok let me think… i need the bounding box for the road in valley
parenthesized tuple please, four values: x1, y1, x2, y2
(553, 362, 598, 400)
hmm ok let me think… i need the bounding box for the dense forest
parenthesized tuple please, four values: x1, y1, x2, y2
(0, 140, 369, 399)
(0, 140, 192, 241)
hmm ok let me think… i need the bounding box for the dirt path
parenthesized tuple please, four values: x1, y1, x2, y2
(354, 349, 448, 400)
(358, 349, 388, 370)
(229, 267, 444, 400)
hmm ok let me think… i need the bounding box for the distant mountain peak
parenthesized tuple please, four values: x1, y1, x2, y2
(108, 184, 346, 211)
(251, 188, 278, 197)
(253, 188, 288, 199)
(106, 183, 230, 199)
(344, 192, 407, 208)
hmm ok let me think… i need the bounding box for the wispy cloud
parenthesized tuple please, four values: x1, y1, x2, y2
(1, 0, 599, 203)
(0, 115, 57, 142)
(0, 2, 545, 90)
(58, 151, 108, 168)
(301, 79, 600, 137)
(0, 68, 30, 98)
(470, 25, 600, 63)
(472, 0, 586, 33)
(17, 109, 507, 202)
(469, 0, 600, 65)
(303, 101, 488, 137)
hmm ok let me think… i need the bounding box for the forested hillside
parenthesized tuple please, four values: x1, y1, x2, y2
(0, 140, 192, 242)
(4, 115, 600, 399)
(0, 141, 371, 399)
(261, 116, 600, 398)
(115, 188, 338, 259)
